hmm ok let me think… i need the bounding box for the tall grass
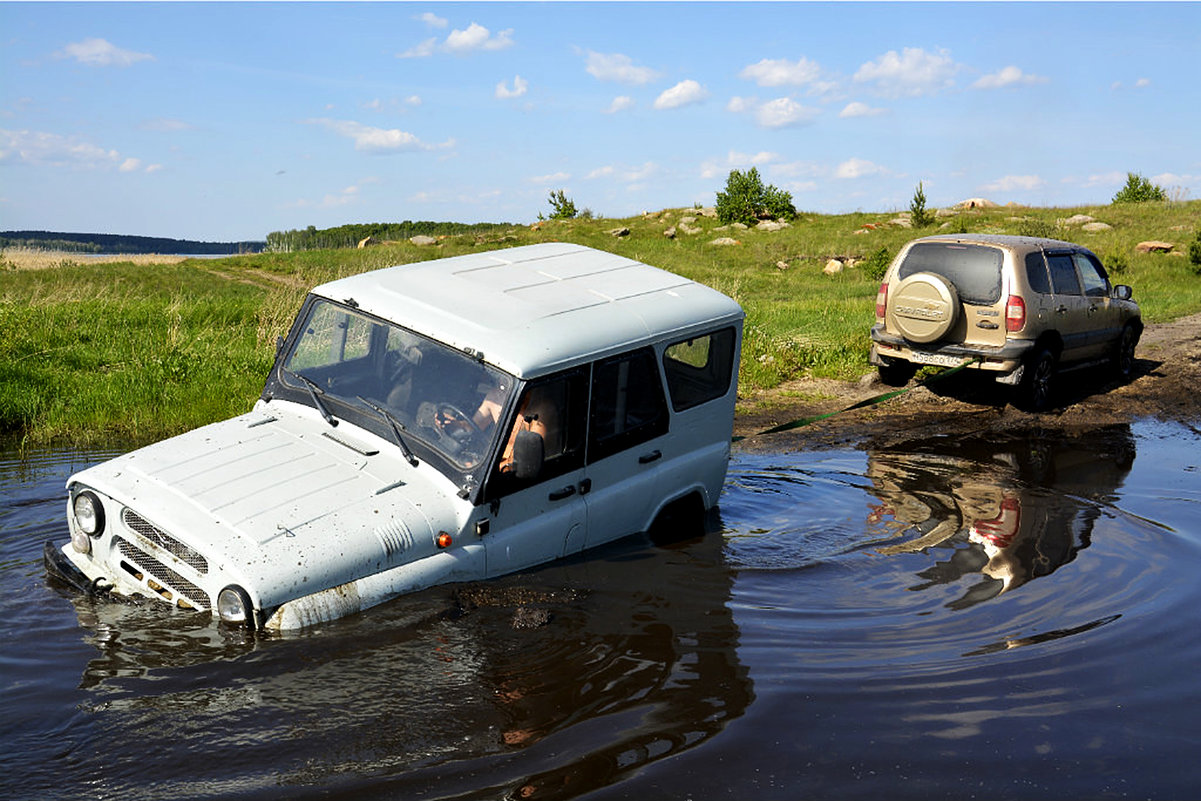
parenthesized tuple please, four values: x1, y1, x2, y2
(3, 201, 1198, 446)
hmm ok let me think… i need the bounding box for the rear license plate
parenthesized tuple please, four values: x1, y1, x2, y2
(909, 351, 969, 368)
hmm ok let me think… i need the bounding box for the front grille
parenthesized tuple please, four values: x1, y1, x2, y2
(115, 536, 211, 611)
(121, 509, 208, 574)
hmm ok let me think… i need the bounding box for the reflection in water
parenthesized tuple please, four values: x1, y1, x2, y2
(866, 426, 1136, 609)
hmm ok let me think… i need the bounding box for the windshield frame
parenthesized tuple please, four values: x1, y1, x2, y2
(262, 295, 518, 493)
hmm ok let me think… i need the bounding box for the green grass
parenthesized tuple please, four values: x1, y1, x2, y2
(3, 201, 1199, 447)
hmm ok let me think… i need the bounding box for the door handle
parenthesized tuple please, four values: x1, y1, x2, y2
(638, 449, 662, 465)
(1055, 305, 1068, 314)
(549, 485, 576, 501)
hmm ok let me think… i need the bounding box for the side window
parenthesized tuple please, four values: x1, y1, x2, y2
(1074, 253, 1110, 298)
(1047, 254, 1082, 296)
(663, 328, 737, 412)
(485, 369, 587, 499)
(589, 348, 669, 462)
(1024, 252, 1052, 295)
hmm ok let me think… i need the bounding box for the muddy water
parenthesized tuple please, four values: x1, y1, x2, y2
(3, 421, 1199, 800)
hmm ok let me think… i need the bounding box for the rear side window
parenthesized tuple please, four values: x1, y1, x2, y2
(1025, 252, 1052, 295)
(1047, 254, 1082, 295)
(898, 243, 1003, 305)
(589, 348, 668, 462)
(662, 328, 736, 412)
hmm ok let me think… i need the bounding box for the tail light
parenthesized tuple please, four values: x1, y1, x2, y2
(1005, 295, 1026, 332)
(875, 282, 888, 319)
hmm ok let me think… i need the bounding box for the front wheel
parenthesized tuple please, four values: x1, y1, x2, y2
(1016, 346, 1056, 412)
(1112, 324, 1139, 381)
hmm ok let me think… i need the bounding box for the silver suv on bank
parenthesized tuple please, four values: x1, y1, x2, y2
(869, 234, 1141, 410)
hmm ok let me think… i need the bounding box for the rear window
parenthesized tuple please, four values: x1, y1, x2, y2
(898, 243, 1003, 305)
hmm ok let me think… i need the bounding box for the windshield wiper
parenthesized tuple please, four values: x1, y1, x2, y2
(355, 396, 419, 467)
(282, 368, 338, 427)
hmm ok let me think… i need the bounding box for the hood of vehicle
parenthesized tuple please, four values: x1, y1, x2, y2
(71, 405, 455, 606)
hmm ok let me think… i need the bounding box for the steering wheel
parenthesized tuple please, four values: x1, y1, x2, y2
(435, 403, 482, 442)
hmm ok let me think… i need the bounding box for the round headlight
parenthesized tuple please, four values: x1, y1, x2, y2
(72, 491, 105, 537)
(217, 585, 253, 625)
(70, 526, 92, 555)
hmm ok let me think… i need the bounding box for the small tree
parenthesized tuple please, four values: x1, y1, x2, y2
(543, 189, 578, 220)
(909, 182, 935, 228)
(715, 168, 796, 225)
(1112, 172, 1167, 204)
(1189, 229, 1201, 275)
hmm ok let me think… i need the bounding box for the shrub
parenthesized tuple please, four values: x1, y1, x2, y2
(909, 182, 934, 228)
(1105, 249, 1129, 276)
(862, 246, 892, 282)
(543, 190, 578, 220)
(1189, 230, 1201, 275)
(1016, 218, 1057, 239)
(716, 168, 796, 225)
(1112, 172, 1167, 204)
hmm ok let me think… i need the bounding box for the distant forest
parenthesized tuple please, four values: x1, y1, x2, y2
(264, 221, 512, 252)
(1, 230, 265, 255)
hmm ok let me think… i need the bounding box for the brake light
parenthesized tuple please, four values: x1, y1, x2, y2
(1006, 295, 1026, 332)
(876, 282, 888, 319)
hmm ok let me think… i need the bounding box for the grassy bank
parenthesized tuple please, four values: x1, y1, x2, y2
(3, 201, 1199, 447)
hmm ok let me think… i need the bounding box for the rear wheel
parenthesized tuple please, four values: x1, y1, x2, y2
(877, 359, 918, 387)
(1016, 346, 1056, 412)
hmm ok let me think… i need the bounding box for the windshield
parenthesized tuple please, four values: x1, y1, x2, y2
(281, 298, 515, 471)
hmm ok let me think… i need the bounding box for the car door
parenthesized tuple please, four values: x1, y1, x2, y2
(1072, 251, 1122, 356)
(1044, 252, 1091, 362)
(480, 368, 589, 577)
(578, 347, 671, 552)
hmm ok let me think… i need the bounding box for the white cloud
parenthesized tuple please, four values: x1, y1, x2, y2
(755, 97, 820, 128)
(530, 171, 571, 185)
(853, 47, 958, 97)
(701, 151, 780, 179)
(584, 51, 660, 85)
(981, 174, 1045, 192)
(417, 12, 448, 28)
(586, 165, 615, 179)
(654, 80, 708, 110)
(622, 162, 659, 183)
(0, 128, 120, 168)
(119, 158, 142, 172)
(605, 96, 634, 114)
(739, 56, 822, 87)
(445, 22, 514, 53)
(973, 65, 1048, 89)
(1079, 171, 1126, 187)
(406, 95, 422, 106)
(727, 96, 755, 114)
(839, 101, 886, 118)
(835, 157, 886, 179)
(1136, 77, 1152, 88)
(140, 118, 194, 132)
(398, 38, 437, 59)
(56, 38, 154, 67)
(145, 163, 163, 173)
(307, 118, 448, 153)
(496, 75, 528, 99)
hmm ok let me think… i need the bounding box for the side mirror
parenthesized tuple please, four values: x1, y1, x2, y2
(512, 429, 545, 480)
(1112, 285, 1133, 301)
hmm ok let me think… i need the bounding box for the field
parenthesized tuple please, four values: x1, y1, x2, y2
(2, 201, 1199, 447)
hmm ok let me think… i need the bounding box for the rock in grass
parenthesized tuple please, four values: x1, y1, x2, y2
(1136, 240, 1174, 253)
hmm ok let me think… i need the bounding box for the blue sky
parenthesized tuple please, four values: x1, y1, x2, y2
(2, 2, 1199, 241)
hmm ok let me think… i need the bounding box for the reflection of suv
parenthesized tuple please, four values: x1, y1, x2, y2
(869, 234, 1141, 409)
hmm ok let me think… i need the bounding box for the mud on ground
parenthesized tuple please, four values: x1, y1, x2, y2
(734, 312, 1201, 453)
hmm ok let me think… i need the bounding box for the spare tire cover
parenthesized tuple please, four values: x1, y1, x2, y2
(890, 272, 959, 343)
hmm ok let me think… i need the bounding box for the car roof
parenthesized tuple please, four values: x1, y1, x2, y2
(906, 233, 1090, 253)
(310, 242, 744, 378)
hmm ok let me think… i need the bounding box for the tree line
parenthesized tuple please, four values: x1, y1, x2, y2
(264, 221, 512, 252)
(1, 230, 265, 255)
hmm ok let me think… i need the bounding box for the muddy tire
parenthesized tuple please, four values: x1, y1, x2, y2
(877, 359, 918, 387)
(1016, 346, 1056, 412)
(890, 272, 960, 344)
(1112, 323, 1139, 381)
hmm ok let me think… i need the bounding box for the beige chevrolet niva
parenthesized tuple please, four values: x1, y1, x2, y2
(869, 234, 1142, 411)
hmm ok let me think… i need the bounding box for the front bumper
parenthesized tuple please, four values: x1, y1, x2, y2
(870, 324, 1034, 376)
(44, 541, 112, 596)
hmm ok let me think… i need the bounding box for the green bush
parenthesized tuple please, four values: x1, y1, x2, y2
(1105, 249, 1129, 276)
(1016, 218, 1057, 239)
(909, 182, 934, 228)
(716, 168, 796, 225)
(1112, 172, 1168, 204)
(862, 246, 892, 282)
(543, 189, 578, 220)
(1189, 230, 1201, 275)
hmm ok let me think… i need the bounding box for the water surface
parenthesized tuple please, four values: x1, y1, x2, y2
(2, 422, 1198, 799)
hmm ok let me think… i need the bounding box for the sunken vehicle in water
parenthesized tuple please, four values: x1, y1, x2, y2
(46, 244, 744, 630)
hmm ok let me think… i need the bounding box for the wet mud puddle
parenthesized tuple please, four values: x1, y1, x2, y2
(2, 420, 1199, 800)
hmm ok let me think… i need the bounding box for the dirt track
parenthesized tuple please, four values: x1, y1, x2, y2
(734, 311, 1201, 452)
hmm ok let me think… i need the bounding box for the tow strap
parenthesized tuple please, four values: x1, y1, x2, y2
(733, 357, 982, 442)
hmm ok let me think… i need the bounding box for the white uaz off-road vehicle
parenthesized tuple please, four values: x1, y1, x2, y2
(46, 243, 744, 630)
(870, 234, 1141, 410)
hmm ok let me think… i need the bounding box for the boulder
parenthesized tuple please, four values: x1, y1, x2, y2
(1136, 240, 1174, 253)
(775, 261, 790, 271)
(607, 227, 630, 238)
(756, 220, 790, 232)
(663, 226, 677, 239)
(889, 217, 913, 229)
(678, 223, 701, 235)
(409, 235, 438, 246)
(823, 259, 844, 275)
(955, 197, 998, 209)
(709, 237, 740, 246)
(1062, 214, 1096, 226)
(697, 207, 718, 218)
(1082, 222, 1112, 232)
